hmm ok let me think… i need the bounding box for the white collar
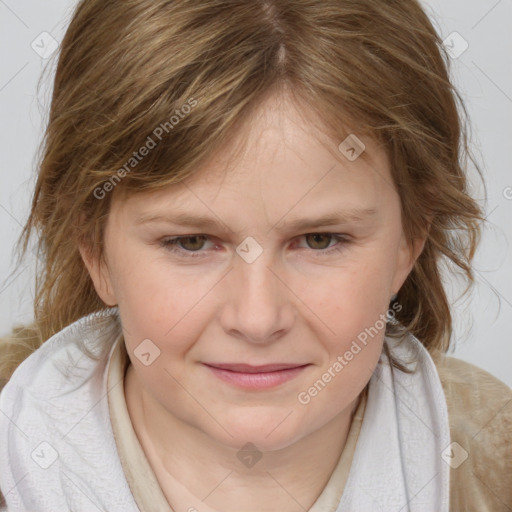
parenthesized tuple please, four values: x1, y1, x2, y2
(0, 308, 450, 511)
(339, 333, 451, 511)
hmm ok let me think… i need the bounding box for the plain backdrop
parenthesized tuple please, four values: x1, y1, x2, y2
(1, 0, 511, 386)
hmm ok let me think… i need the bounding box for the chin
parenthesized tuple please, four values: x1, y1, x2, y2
(210, 412, 307, 452)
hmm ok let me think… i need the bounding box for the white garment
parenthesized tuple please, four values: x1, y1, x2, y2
(0, 308, 450, 512)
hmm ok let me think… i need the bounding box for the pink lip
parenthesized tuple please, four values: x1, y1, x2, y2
(203, 363, 310, 390)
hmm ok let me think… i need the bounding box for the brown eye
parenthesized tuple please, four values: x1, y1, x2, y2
(175, 235, 208, 251)
(305, 233, 333, 250)
(161, 235, 210, 254)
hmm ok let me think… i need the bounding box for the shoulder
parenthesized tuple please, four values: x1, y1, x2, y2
(1, 308, 120, 392)
(431, 350, 512, 425)
(0, 309, 122, 510)
(0, 323, 43, 393)
(0, 309, 120, 408)
(430, 350, 512, 510)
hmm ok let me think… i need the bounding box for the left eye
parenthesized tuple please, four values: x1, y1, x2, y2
(159, 233, 350, 258)
(299, 233, 339, 250)
(162, 235, 210, 252)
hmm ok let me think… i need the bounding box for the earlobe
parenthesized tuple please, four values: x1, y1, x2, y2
(78, 242, 117, 306)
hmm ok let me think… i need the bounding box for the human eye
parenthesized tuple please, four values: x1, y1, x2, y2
(158, 232, 351, 260)
(294, 233, 352, 256)
(159, 235, 216, 258)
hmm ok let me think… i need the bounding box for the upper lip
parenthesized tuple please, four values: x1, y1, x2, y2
(203, 363, 310, 373)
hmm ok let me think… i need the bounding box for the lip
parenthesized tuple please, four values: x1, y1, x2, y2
(202, 362, 310, 390)
(205, 362, 308, 373)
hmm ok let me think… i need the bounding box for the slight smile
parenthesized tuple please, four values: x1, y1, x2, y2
(202, 362, 311, 390)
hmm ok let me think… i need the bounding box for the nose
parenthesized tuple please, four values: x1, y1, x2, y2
(220, 248, 295, 345)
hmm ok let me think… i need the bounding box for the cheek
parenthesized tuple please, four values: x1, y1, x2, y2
(308, 261, 392, 332)
(296, 273, 388, 420)
(301, 258, 393, 378)
(111, 249, 213, 332)
(295, 336, 382, 440)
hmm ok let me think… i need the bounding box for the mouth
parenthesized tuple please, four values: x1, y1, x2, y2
(202, 362, 311, 390)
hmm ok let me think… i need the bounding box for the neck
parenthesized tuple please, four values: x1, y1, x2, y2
(124, 363, 362, 512)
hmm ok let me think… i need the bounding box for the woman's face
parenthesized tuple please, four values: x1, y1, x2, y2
(83, 93, 420, 452)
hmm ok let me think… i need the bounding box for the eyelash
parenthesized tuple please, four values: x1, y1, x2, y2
(159, 233, 351, 259)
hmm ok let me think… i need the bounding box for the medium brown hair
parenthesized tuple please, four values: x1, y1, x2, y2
(0, 0, 483, 384)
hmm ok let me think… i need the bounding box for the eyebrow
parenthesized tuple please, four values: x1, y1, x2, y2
(135, 207, 378, 233)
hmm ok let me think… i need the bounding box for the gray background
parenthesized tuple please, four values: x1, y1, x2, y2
(1, 0, 510, 386)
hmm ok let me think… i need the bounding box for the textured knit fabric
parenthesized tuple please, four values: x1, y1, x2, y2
(431, 349, 512, 510)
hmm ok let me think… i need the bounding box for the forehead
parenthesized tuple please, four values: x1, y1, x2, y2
(114, 93, 396, 222)
(193, 92, 389, 184)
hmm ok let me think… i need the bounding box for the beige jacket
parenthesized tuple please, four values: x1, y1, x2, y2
(430, 350, 512, 510)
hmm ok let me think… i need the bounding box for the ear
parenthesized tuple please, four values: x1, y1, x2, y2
(78, 242, 117, 306)
(390, 232, 427, 296)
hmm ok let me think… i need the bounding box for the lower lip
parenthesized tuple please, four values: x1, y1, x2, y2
(204, 365, 309, 390)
